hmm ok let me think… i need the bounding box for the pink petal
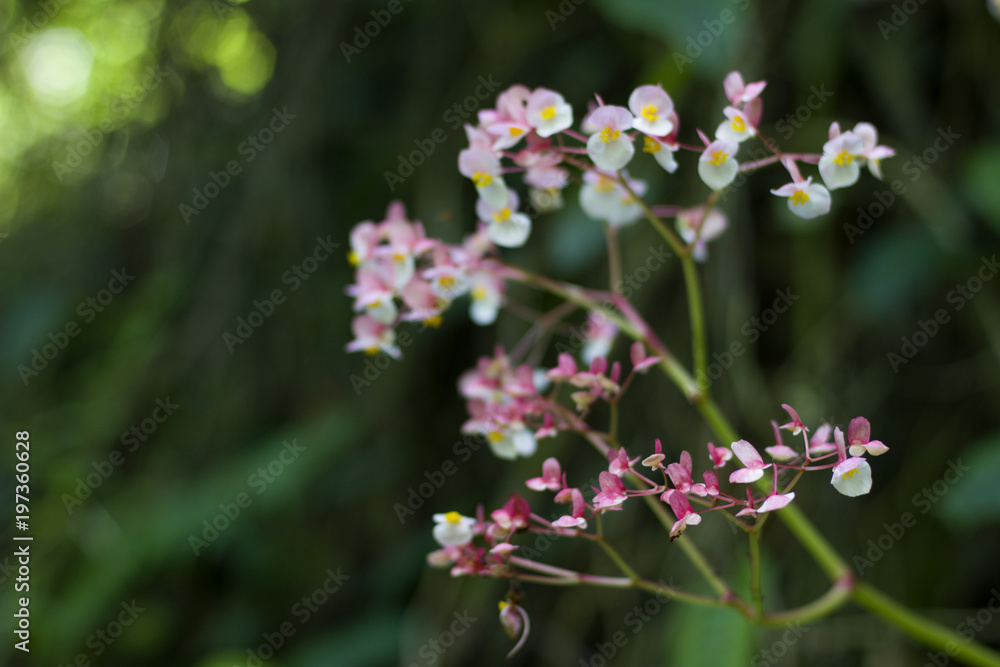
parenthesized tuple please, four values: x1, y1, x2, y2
(731, 439, 764, 467)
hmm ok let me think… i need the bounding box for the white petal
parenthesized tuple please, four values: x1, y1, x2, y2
(653, 145, 678, 173)
(477, 178, 510, 209)
(819, 155, 860, 190)
(488, 212, 531, 247)
(698, 158, 739, 191)
(587, 134, 635, 172)
(831, 458, 872, 497)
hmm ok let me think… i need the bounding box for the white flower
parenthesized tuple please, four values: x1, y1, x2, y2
(585, 106, 635, 172)
(476, 190, 531, 248)
(831, 457, 872, 497)
(770, 177, 832, 220)
(642, 136, 678, 173)
(698, 139, 739, 190)
(628, 84, 675, 136)
(715, 106, 756, 144)
(526, 88, 573, 137)
(819, 129, 864, 190)
(432, 512, 476, 547)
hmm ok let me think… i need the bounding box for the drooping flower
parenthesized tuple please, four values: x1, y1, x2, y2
(630, 341, 662, 374)
(663, 491, 702, 541)
(608, 447, 639, 477)
(467, 269, 505, 326)
(433, 511, 477, 547)
(642, 437, 665, 468)
(779, 403, 807, 436)
(809, 423, 838, 456)
(847, 417, 889, 457)
(491, 494, 532, 532)
(579, 170, 646, 227)
(552, 488, 588, 529)
(715, 105, 757, 144)
(592, 471, 627, 510)
(728, 439, 772, 484)
(526, 457, 563, 492)
(723, 71, 766, 106)
(642, 135, 679, 173)
(698, 139, 739, 190)
(707, 442, 733, 468)
(484, 85, 531, 150)
(676, 206, 728, 262)
(585, 105, 635, 172)
(771, 156, 831, 220)
(526, 87, 574, 137)
(345, 315, 401, 358)
(628, 84, 675, 137)
(458, 148, 509, 208)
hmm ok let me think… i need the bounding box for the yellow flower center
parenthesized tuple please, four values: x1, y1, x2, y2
(439, 275, 456, 289)
(392, 252, 406, 263)
(600, 126, 620, 143)
(498, 601, 509, 611)
(641, 104, 659, 122)
(444, 511, 463, 524)
(493, 207, 511, 222)
(487, 431, 504, 443)
(790, 190, 810, 206)
(841, 469, 857, 480)
(833, 150, 853, 166)
(347, 250, 360, 266)
(423, 315, 443, 328)
(509, 127, 523, 136)
(472, 172, 492, 187)
(369, 299, 382, 308)
(472, 286, 488, 300)
(594, 176, 616, 192)
(540, 106, 556, 120)
(731, 116, 746, 132)
(364, 346, 379, 355)
(709, 151, 728, 166)
(643, 136, 661, 154)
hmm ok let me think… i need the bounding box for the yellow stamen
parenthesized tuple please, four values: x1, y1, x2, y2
(509, 127, 523, 136)
(731, 116, 746, 132)
(472, 172, 493, 187)
(709, 151, 728, 166)
(600, 126, 620, 143)
(833, 149, 853, 166)
(364, 346, 379, 355)
(643, 136, 661, 154)
(594, 176, 616, 192)
(392, 252, 406, 263)
(493, 208, 511, 222)
(472, 286, 488, 301)
(487, 431, 504, 443)
(444, 511, 462, 524)
(790, 190, 810, 206)
(641, 104, 659, 122)
(439, 276, 456, 290)
(841, 469, 857, 480)
(540, 106, 556, 120)
(347, 250, 360, 267)
(423, 315, 443, 328)
(498, 601, 509, 611)
(368, 299, 382, 308)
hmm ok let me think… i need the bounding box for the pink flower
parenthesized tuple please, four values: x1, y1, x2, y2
(608, 447, 639, 477)
(723, 71, 766, 106)
(809, 423, 837, 455)
(698, 138, 739, 190)
(585, 105, 635, 172)
(628, 84, 675, 137)
(765, 420, 799, 462)
(514, 148, 569, 190)
(484, 86, 531, 150)
(666, 451, 707, 496)
(770, 157, 831, 220)
(552, 488, 588, 529)
(348, 221, 380, 267)
(676, 206, 728, 262)
(582, 312, 618, 364)
(592, 471, 627, 510)
(702, 470, 720, 497)
(847, 417, 889, 457)
(630, 342, 662, 374)
(663, 491, 702, 541)
(526, 457, 563, 492)
(458, 148, 508, 208)
(819, 124, 865, 190)
(345, 315, 400, 358)
(779, 403, 807, 436)
(728, 439, 772, 484)
(491, 494, 531, 532)
(707, 441, 733, 468)
(546, 353, 578, 382)
(757, 491, 796, 514)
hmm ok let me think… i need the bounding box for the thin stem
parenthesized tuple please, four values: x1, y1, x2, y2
(595, 536, 640, 581)
(749, 528, 764, 617)
(759, 574, 854, 626)
(605, 222, 622, 294)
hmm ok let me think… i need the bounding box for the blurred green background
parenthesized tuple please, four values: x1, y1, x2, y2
(1, 0, 999, 665)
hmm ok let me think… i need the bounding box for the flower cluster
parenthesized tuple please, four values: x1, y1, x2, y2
(345, 202, 510, 356)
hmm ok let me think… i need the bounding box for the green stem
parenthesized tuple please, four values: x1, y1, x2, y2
(595, 536, 640, 581)
(680, 257, 709, 390)
(749, 528, 764, 617)
(852, 583, 1000, 667)
(759, 574, 854, 626)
